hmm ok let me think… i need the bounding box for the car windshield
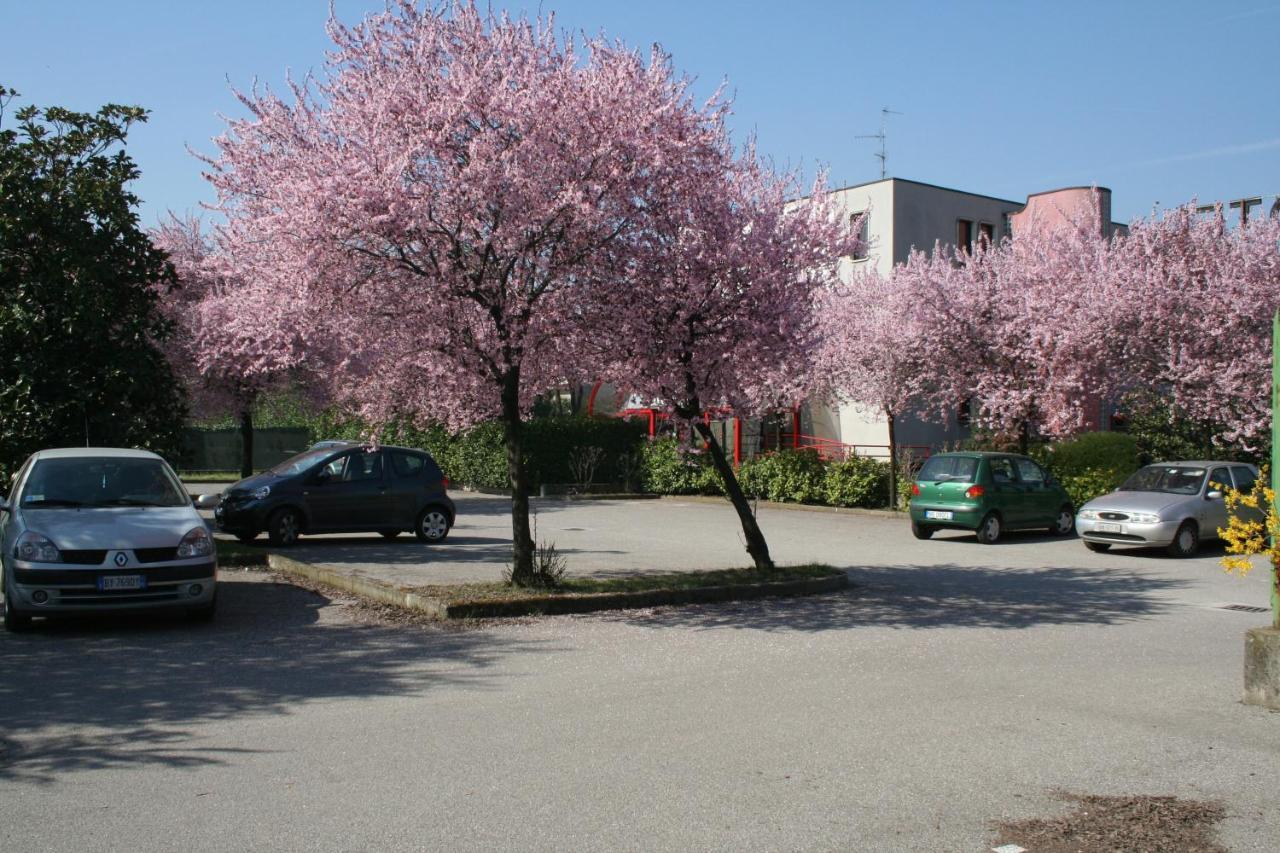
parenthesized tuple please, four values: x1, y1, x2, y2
(269, 448, 343, 477)
(1119, 465, 1207, 495)
(916, 456, 979, 483)
(21, 457, 189, 508)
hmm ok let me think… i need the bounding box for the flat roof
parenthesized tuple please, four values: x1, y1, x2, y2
(825, 176, 1023, 207)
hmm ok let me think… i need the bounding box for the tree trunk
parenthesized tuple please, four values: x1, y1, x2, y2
(886, 408, 899, 510)
(238, 409, 254, 480)
(1018, 419, 1030, 455)
(693, 419, 775, 573)
(501, 368, 536, 585)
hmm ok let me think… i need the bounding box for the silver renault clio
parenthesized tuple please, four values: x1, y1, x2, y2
(1076, 461, 1259, 557)
(1, 448, 218, 631)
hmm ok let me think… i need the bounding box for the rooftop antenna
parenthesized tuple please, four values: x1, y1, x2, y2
(856, 107, 902, 180)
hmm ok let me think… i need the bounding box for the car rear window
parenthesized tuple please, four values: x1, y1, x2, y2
(916, 456, 979, 483)
(391, 451, 443, 481)
(391, 452, 424, 478)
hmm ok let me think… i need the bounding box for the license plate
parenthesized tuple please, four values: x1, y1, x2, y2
(1096, 522, 1122, 533)
(98, 575, 146, 591)
(925, 510, 953, 520)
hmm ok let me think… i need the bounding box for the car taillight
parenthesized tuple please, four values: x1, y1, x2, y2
(442, 477, 450, 491)
(965, 485, 985, 499)
(910, 483, 920, 497)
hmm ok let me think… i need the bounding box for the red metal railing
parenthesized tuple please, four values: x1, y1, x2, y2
(779, 434, 932, 462)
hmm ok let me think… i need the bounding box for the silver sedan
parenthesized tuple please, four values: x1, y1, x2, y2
(2, 447, 219, 631)
(1076, 461, 1260, 557)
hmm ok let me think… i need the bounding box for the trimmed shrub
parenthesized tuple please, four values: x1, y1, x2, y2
(1034, 431, 1142, 508)
(823, 455, 891, 508)
(1058, 469, 1123, 510)
(639, 437, 721, 495)
(734, 449, 826, 504)
(524, 416, 647, 487)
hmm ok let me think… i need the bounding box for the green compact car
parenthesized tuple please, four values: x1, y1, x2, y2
(908, 452, 1075, 544)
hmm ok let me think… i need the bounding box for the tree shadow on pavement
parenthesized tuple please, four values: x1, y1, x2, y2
(0, 576, 554, 785)
(595, 563, 1190, 633)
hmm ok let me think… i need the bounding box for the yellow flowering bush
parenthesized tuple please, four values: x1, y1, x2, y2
(1219, 467, 1280, 627)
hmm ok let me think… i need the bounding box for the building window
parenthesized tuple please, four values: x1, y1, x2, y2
(977, 222, 994, 247)
(850, 211, 868, 260)
(1002, 212, 1013, 238)
(956, 219, 973, 252)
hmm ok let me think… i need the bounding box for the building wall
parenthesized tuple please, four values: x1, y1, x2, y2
(892, 180, 1023, 262)
(826, 180, 896, 278)
(1009, 186, 1114, 237)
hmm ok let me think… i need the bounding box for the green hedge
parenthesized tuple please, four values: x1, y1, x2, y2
(1033, 431, 1141, 508)
(639, 437, 721, 495)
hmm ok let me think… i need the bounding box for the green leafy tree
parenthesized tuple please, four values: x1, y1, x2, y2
(0, 87, 185, 477)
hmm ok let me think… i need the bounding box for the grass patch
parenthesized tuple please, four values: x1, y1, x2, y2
(418, 563, 840, 603)
(216, 537, 269, 568)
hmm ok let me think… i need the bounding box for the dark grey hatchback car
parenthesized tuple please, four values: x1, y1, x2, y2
(214, 444, 456, 546)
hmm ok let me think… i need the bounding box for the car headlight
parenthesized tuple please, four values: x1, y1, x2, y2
(177, 526, 214, 559)
(1129, 512, 1161, 524)
(15, 531, 61, 563)
(252, 485, 271, 501)
(1078, 509, 1100, 520)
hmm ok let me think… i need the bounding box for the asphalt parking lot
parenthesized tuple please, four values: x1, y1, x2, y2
(257, 491, 1275, 612)
(4, 493, 1278, 851)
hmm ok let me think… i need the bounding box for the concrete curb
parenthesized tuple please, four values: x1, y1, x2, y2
(444, 572, 850, 619)
(267, 554, 449, 619)
(265, 552, 848, 621)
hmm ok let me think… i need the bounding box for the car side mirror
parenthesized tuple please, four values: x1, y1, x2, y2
(193, 494, 220, 509)
(313, 470, 331, 485)
(1206, 490, 1223, 501)
(0, 499, 9, 513)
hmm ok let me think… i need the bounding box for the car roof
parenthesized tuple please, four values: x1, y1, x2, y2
(32, 447, 163, 461)
(1143, 460, 1251, 468)
(315, 443, 432, 456)
(927, 451, 1023, 459)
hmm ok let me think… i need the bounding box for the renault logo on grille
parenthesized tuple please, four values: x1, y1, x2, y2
(114, 552, 129, 567)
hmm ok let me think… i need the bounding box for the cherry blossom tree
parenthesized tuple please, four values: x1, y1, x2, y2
(204, 1, 735, 583)
(153, 216, 318, 478)
(597, 154, 855, 571)
(814, 262, 922, 509)
(1111, 205, 1280, 449)
(910, 210, 1122, 448)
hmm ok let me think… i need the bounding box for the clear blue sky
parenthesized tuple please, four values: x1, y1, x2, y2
(6, 0, 1277, 226)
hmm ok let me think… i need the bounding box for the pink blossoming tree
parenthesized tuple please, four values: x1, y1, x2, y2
(814, 261, 922, 509)
(598, 154, 855, 571)
(910, 210, 1122, 448)
(152, 216, 318, 478)
(1111, 206, 1280, 449)
(204, 1, 740, 583)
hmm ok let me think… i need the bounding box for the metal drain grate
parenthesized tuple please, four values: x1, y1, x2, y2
(1218, 604, 1271, 614)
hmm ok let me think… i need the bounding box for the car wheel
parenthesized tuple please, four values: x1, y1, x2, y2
(976, 512, 1001, 545)
(235, 532, 258, 544)
(415, 507, 451, 543)
(379, 530, 400, 540)
(1049, 505, 1075, 536)
(3, 579, 32, 632)
(910, 520, 935, 540)
(1166, 521, 1199, 558)
(267, 508, 302, 547)
(1084, 541, 1111, 553)
(187, 592, 217, 623)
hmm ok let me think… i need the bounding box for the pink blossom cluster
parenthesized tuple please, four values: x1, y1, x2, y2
(819, 206, 1280, 449)
(151, 216, 317, 419)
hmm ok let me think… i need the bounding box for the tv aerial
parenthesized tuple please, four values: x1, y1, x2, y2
(857, 107, 903, 180)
